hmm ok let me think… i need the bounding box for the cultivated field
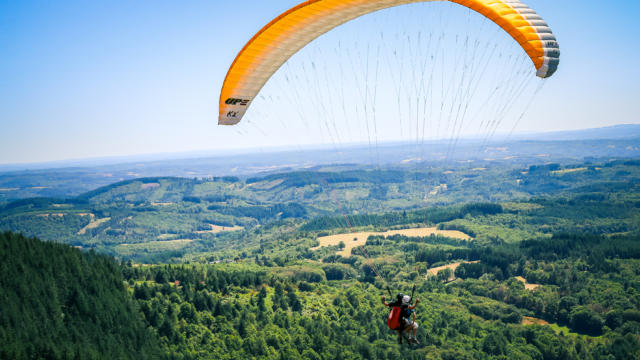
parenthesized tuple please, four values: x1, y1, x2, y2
(312, 227, 471, 258)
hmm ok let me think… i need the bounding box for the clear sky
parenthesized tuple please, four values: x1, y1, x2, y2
(0, 0, 638, 164)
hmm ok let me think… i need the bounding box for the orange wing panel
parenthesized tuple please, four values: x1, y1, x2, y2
(219, 0, 559, 125)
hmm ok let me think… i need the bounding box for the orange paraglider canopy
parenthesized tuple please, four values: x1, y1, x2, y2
(219, 0, 559, 125)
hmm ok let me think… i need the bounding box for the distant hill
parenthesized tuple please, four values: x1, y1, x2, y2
(515, 124, 640, 141)
(2, 124, 639, 172)
(1, 125, 639, 202)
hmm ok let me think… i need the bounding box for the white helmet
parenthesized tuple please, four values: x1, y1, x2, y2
(402, 295, 411, 304)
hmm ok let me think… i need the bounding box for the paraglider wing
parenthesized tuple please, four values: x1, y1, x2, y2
(219, 0, 559, 125)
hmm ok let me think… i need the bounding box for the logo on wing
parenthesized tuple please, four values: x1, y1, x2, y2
(225, 98, 250, 106)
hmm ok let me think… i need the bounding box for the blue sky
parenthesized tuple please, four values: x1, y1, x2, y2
(0, 0, 638, 164)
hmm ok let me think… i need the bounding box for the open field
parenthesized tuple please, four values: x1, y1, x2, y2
(552, 167, 587, 175)
(426, 261, 480, 280)
(77, 217, 109, 235)
(195, 224, 244, 234)
(521, 317, 577, 336)
(151, 202, 174, 206)
(249, 179, 284, 190)
(36, 213, 65, 218)
(515, 276, 542, 290)
(312, 227, 471, 258)
(522, 316, 549, 326)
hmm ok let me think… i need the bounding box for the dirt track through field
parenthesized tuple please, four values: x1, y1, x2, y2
(311, 227, 471, 258)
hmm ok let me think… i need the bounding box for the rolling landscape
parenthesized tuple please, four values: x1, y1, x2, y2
(2, 127, 640, 359)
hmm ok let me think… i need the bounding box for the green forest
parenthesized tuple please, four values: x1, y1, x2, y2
(2, 225, 640, 359)
(1, 156, 640, 358)
(0, 232, 161, 359)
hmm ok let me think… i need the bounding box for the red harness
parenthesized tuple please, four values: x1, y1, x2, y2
(387, 306, 403, 330)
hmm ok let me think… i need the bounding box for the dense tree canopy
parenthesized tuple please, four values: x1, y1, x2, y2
(0, 232, 161, 359)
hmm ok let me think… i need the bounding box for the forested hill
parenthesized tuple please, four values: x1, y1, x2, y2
(1, 129, 639, 202)
(0, 232, 161, 359)
(2, 159, 640, 263)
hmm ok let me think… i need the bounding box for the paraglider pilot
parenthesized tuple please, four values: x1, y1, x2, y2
(382, 294, 420, 344)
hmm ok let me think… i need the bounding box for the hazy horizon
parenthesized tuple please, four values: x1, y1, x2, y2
(0, 124, 638, 173)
